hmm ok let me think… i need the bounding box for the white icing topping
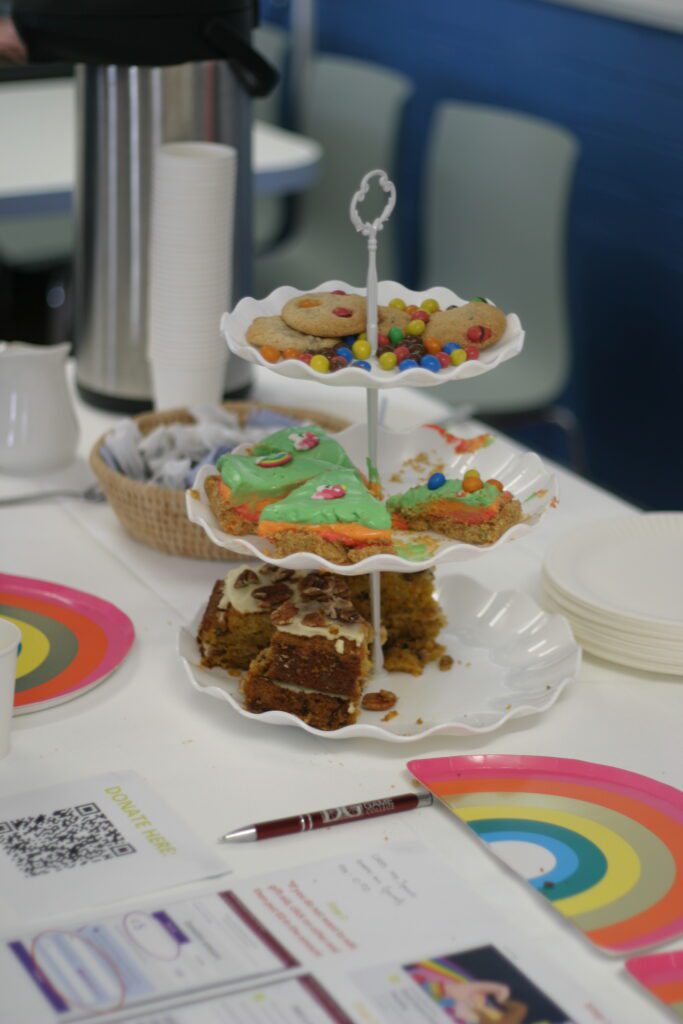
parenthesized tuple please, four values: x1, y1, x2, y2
(219, 566, 370, 646)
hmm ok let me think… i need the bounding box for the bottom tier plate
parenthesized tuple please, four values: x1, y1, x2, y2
(178, 574, 580, 742)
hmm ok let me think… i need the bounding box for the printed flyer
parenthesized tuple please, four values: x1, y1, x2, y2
(0, 842, 611, 1023)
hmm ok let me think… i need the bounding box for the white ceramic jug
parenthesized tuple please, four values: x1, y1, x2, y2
(0, 342, 79, 474)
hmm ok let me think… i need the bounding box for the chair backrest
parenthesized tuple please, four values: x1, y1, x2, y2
(421, 101, 578, 414)
(255, 53, 412, 296)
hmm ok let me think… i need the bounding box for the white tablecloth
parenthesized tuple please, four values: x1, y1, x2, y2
(0, 368, 679, 1022)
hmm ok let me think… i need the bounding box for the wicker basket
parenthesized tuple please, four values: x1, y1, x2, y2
(90, 402, 350, 560)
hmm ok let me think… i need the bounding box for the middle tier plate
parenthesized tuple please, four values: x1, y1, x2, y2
(186, 423, 558, 576)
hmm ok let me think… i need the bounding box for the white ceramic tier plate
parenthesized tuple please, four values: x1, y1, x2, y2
(544, 514, 683, 633)
(186, 424, 558, 576)
(179, 574, 580, 742)
(221, 279, 524, 389)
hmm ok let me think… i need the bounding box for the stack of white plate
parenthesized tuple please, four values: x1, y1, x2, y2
(542, 513, 683, 675)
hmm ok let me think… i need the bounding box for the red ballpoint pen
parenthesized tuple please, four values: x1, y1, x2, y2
(219, 791, 433, 842)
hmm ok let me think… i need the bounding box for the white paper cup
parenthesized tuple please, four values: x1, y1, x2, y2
(150, 357, 227, 409)
(0, 619, 21, 759)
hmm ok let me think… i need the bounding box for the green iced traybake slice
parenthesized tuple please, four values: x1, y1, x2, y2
(216, 450, 343, 507)
(251, 424, 356, 470)
(260, 468, 391, 530)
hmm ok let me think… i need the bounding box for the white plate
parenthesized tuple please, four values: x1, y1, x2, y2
(186, 424, 557, 576)
(221, 279, 524, 389)
(542, 576, 683, 650)
(544, 515, 683, 633)
(178, 574, 580, 742)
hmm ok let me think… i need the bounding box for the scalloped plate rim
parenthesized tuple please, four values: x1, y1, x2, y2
(220, 279, 524, 390)
(185, 426, 558, 575)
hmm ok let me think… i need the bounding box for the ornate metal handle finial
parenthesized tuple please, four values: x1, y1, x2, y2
(349, 169, 396, 242)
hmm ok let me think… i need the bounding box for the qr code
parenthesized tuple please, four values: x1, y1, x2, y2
(0, 803, 136, 878)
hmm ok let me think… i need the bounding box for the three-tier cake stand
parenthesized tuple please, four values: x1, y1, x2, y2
(181, 171, 580, 741)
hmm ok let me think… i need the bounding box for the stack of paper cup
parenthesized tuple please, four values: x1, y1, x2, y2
(148, 142, 237, 408)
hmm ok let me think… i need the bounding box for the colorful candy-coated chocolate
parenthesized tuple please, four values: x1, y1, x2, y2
(336, 346, 354, 363)
(352, 338, 371, 359)
(466, 325, 493, 343)
(464, 469, 480, 479)
(256, 451, 293, 468)
(405, 305, 419, 316)
(442, 342, 460, 355)
(420, 354, 441, 373)
(342, 334, 357, 345)
(465, 346, 480, 360)
(388, 297, 406, 310)
(352, 360, 371, 371)
(283, 347, 301, 360)
(450, 348, 467, 366)
(329, 356, 348, 371)
(437, 352, 451, 368)
(260, 345, 280, 363)
(333, 307, 353, 318)
(398, 358, 418, 371)
(393, 345, 411, 362)
(412, 309, 430, 323)
(388, 326, 405, 345)
(310, 354, 330, 373)
(463, 475, 484, 493)
(427, 472, 446, 490)
(407, 319, 426, 336)
(471, 296, 487, 303)
(331, 289, 346, 295)
(357, 331, 367, 340)
(377, 334, 390, 349)
(421, 298, 439, 314)
(299, 352, 312, 364)
(379, 351, 398, 370)
(487, 478, 504, 491)
(423, 337, 442, 355)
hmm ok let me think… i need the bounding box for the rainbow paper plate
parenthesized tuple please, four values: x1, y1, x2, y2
(627, 950, 683, 1018)
(0, 574, 134, 714)
(408, 755, 683, 955)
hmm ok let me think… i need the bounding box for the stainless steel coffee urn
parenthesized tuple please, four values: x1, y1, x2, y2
(11, 0, 277, 411)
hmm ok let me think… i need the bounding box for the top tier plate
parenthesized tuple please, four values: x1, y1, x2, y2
(221, 279, 524, 389)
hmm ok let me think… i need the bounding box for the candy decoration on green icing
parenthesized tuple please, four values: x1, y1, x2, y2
(255, 451, 293, 468)
(217, 451, 346, 506)
(291, 430, 320, 451)
(261, 468, 391, 529)
(251, 424, 354, 469)
(312, 483, 346, 500)
(387, 477, 502, 512)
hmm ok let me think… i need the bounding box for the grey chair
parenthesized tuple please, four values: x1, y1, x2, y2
(420, 101, 582, 466)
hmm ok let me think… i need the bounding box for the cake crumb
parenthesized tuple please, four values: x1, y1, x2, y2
(465, 661, 472, 667)
(439, 655, 454, 671)
(416, 717, 423, 725)
(189, 488, 200, 500)
(550, 496, 559, 508)
(381, 709, 399, 722)
(505, 703, 512, 710)
(228, 667, 242, 678)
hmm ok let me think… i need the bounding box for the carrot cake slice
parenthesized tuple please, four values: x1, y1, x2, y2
(205, 448, 346, 535)
(196, 565, 297, 669)
(241, 572, 372, 730)
(387, 468, 522, 544)
(346, 570, 446, 676)
(258, 468, 393, 564)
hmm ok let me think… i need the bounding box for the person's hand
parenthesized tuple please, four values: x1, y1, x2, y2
(0, 17, 27, 64)
(442, 979, 511, 1023)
